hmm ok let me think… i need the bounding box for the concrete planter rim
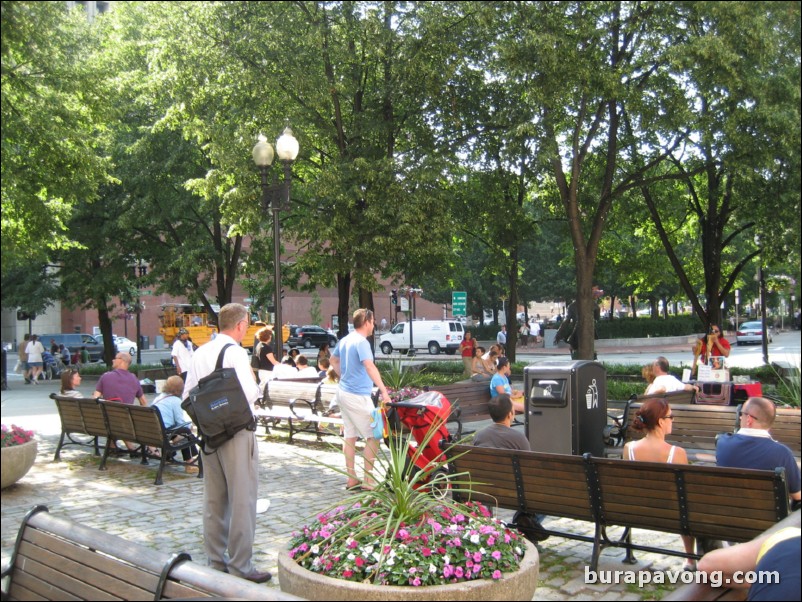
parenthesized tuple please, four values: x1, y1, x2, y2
(1, 438, 38, 489)
(278, 537, 539, 601)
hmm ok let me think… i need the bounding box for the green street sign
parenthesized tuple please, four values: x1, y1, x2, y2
(452, 291, 467, 316)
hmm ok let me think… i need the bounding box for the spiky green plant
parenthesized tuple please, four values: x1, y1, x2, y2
(290, 423, 525, 585)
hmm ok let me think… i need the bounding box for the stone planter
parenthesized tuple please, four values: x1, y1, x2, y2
(1, 439, 38, 489)
(278, 538, 539, 601)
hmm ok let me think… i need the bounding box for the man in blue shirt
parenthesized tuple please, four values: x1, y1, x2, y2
(331, 309, 391, 490)
(716, 396, 800, 503)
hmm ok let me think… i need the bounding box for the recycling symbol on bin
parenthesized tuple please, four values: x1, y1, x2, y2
(586, 379, 599, 410)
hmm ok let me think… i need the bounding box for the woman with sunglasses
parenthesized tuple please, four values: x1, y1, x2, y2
(624, 397, 696, 571)
(59, 368, 83, 398)
(691, 323, 731, 377)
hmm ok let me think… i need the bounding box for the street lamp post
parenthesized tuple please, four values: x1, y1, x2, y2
(253, 127, 299, 355)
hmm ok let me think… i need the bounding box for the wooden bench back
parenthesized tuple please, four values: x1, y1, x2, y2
(263, 380, 321, 407)
(428, 381, 492, 422)
(624, 402, 738, 451)
(5, 506, 169, 600)
(448, 444, 596, 522)
(3, 506, 304, 601)
(51, 395, 108, 439)
(591, 458, 789, 542)
(767, 407, 801, 457)
(100, 400, 166, 448)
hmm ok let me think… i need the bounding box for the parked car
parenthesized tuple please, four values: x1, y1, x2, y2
(735, 321, 774, 346)
(113, 336, 138, 356)
(40, 333, 105, 362)
(287, 325, 338, 349)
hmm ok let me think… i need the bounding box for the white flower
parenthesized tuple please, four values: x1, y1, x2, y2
(443, 555, 450, 565)
(515, 546, 522, 555)
(347, 553, 356, 561)
(386, 557, 395, 566)
(470, 534, 481, 544)
(429, 563, 437, 574)
(362, 545, 374, 556)
(310, 544, 320, 555)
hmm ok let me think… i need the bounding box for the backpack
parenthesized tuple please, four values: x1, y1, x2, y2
(182, 344, 256, 454)
(251, 342, 262, 370)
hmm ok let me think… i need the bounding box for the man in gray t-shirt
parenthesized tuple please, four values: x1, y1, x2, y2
(473, 394, 530, 451)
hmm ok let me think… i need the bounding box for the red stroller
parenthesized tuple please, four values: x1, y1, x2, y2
(386, 390, 453, 498)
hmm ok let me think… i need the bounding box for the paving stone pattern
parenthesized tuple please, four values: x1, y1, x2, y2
(1, 429, 687, 600)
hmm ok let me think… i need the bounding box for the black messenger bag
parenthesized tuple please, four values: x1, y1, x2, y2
(182, 344, 256, 454)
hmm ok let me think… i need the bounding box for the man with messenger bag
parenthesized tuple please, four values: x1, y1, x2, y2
(181, 303, 270, 583)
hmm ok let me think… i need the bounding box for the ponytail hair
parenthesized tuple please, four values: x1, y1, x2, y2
(631, 398, 670, 432)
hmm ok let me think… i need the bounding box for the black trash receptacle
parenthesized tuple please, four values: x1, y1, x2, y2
(139, 336, 149, 350)
(525, 360, 607, 457)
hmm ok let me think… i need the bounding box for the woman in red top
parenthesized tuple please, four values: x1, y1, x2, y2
(460, 331, 476, 377)
(691, 324, 731, 377)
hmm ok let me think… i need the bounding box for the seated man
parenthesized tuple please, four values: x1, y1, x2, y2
(93, 352, 146, 406)
(473, 394, 530, 451)
(646, 356, 698, 395)
(93, 352, 147, 451)
(716, 396, 801, 503)
(295, 355, 320, 379)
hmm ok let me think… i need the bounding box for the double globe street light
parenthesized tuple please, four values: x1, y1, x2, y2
(253, 126, 299, 353)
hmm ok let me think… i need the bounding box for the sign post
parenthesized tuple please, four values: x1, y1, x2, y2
(452, 291, 467, 317)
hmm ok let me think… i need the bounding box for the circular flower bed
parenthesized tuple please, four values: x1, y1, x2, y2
(288, 500, 525, 587)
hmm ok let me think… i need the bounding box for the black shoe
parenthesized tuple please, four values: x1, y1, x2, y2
(240, 570, 272, 584)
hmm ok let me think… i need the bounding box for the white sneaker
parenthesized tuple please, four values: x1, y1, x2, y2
(256, 499, 271, 514)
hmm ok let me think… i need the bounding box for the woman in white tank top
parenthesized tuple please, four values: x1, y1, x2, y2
(623, 397, 695, 571)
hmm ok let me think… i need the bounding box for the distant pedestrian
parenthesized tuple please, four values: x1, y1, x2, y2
(171, 328, 194, 381)
(459, 331, 476, 376)
(330, 308, 391, 491)
(497, 325, 507, 347)
(25, 335, 45, 384)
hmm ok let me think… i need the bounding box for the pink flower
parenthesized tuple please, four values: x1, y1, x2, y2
(492, 550, 502, 560)
(355, 556, 365, 567)
(412, 577, 421, 586)
(443, 565, 454, 578)
(473, 551, 482, 563)
(422, 547, 432, 557)
(347, 540, 358, 549)
(343, 570, 353, 578)
(455, 566, 464, 578)
(492, 570, 502, 579)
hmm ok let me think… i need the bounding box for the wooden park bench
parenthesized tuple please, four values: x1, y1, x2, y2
(0, 505, 304, 601)
(445, 443, 791, 572)
(50, 394, 108, 461)
(98, 399, 203, 485)
(422, 380, 525, 439)
(739, 405, 801, 463)
(607, 391, 739, 463)
(253, 380, 345, 443)
(609, 394, 801, 465)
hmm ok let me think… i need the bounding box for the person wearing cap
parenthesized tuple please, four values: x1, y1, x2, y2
(172, 328, 194, 382)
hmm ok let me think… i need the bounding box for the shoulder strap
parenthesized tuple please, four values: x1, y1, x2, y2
(667, 445, 676, 464)
(215, 343, 235, 371)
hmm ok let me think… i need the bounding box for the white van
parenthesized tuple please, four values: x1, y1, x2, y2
(378, 320, 464, 355)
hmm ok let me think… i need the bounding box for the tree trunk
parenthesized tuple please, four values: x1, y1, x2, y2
(337, 272, 351, 339)
(506, 249, 519, 364)
(97, 300, 115, 365)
